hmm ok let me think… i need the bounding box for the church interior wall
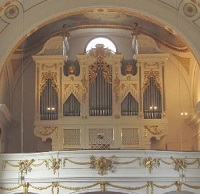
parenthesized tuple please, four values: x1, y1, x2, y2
(164, 59, 192, 150)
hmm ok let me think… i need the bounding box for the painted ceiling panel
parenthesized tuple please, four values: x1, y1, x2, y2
(20, 9, 187, 51)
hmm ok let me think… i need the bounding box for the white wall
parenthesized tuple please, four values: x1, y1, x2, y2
(164, 58, 193, 150)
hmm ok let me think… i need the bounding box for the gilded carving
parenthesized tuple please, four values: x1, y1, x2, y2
(114, 75, 120, 102)
(42, 63, 57, 70)
(82, 114, 87, 119)
(88, 44, 112, 84)
(171, 157, 187, 172)
(121, 59, 137, 76)
(18, 160, 35, 174)
(49, 158, 61, 174)
(3, 159, 35, 174)
(63, 158, 90, 166)
(64, 83, 84, 103)
(89, 61, 112, 84)
(89, 44, 110, 61)
(64, 84, 70, 90)
(142, 70, 161, 92)
(52, 182, 59, 194)
(144, 61, 159, 69)
(90, 155, 116, 175)
(144, 128, 148, 137)
(100, 182, 106, 192)
(81, 75, 88, 102)
(1, 180, 200, 193)
(1, 154, 200, 192)
(142, 157, 159, 173)
(120, 82, 137, 103)
(175, 181, 182, 192)
(40, 127, 57, 136)
(23, 183, 29, 194)
(40, 71, 59, 94)
(114, 114, 120, 119)
(68, 64, 76, 75)
(3, 159, 48, 174)
(144, 125, 163, 135)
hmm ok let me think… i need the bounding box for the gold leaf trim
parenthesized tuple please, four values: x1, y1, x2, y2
(40, 71, 59, 95)
(63, 158, 90, 166)
(1, 181, 200, 193)
(3, 159, 48, 174)
(107, 182, 148, 190)
(59, 183, 99, 190)
(113, 157, 141, 165)
(0, 184, 22, 191)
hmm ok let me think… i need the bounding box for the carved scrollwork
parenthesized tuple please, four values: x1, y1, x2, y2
(144, 125, 163, 135)
(114, 75, 120, 103)
(81, 75, 88, 103)
(144, 125, 167, 141)
(88, 44, 113, 84)
(89, 44, 111, 62)
(142, 70, 161, 92)
(40, 71, 59, 94)
(64, 83, 81, 102)
(40, 127, 57, 136)
(89, 61, 112, 84)
(120, 82, 137, 102)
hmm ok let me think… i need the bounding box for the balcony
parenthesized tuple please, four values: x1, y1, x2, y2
(0, 150, 200, 194)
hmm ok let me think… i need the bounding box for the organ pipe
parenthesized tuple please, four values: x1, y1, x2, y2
(143, 77, 162, 119)
(89, 64, 112, 116)
(40, 79, 58, 120)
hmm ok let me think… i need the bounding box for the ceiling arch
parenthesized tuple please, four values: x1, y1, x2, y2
(0, 0, 200, 71)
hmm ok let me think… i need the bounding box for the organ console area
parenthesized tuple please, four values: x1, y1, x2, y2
(33, 35, 169, 151)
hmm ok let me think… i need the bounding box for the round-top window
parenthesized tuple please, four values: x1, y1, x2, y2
(86, 37, 116, 53)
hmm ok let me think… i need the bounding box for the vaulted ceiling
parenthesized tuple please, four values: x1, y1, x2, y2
(18, 9, 188, 52)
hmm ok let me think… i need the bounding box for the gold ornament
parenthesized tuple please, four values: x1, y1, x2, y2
(90, 155, 116, 175)
(49, 158, 61, 174)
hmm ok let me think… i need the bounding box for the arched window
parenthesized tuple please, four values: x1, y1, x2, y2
(86, 37, 116, 53)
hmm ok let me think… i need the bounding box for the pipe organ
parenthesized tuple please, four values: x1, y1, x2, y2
(33, 36, 169, 151)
